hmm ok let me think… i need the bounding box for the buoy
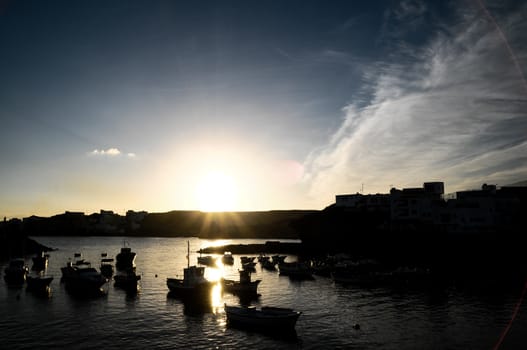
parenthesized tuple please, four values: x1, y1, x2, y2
(155, 274, 158, 278)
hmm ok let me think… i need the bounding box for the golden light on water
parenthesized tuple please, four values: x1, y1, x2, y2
(210, 283, 223, 312)
(205, 265, 224, 282)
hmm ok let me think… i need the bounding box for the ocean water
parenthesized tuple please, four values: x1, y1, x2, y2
(1, 236, 526, 349)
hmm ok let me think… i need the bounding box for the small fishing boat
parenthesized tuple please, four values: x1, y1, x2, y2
(63, 266, 108, 294)
(61, 253, 91, 280)
(116, 242, 136, 270)
(221, 270, 261, 296)
(114, 269, 141, 292)
(224, 304, 301, 330)
(241, 261, 257, 271)
(4, 258, 29, 285)
(197, 254, 216, 267)
(167, 242, 214, 298)
(261, 259, 276, 271)
(100, 253, 114, 278)
(278, 262, 314, 280)
(26, 274, 54, 291)
(222, 252, 234, 265)
(240, 256, 255, 264)
(31, 252, 49, 271)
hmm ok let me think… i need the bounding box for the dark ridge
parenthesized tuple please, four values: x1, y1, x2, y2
(199, 241, 302, 255)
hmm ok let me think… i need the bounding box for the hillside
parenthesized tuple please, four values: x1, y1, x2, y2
(136, 210, 318, 238)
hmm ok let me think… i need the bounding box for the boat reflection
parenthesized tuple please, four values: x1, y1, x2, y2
(226, 321, 299, 342)
(167, 281, 222, 315)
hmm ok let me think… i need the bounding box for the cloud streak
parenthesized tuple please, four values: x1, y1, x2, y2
(89, 148, 136, 158)
(303, 3, 527, 202)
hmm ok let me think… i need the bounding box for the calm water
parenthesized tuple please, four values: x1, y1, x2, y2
(1, 236, 526, 349)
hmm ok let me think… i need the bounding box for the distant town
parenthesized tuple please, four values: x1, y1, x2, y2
(1, 180, 526, 260)
(334, 181, 526, 234)
(1, 180, 526, 238)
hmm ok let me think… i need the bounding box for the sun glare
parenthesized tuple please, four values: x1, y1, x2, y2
(195, 171, 237, 212)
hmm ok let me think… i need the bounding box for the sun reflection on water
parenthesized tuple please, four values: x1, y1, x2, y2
(210, 283, 223, 313)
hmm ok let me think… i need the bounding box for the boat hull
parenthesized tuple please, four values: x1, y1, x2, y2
(166, 278, 214, 298)
(222, 279, 260, 295)
(225, 305, 301, 330)
(26, 276, 53, 291)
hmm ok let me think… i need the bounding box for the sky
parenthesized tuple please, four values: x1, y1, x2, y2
(1, 0, 526, 217)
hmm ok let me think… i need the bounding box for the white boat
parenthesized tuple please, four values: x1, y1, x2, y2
(222, 270, 261, 295)
(224, 304, 301, 330)
(167, 241, 214, 298)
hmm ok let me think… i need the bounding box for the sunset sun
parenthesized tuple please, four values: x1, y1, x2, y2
(195, 171, 237, 212)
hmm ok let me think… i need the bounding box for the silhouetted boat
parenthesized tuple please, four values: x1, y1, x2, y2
(26, 274, 53, 291)
(241, 261, 257, 271)
(167, 241, 214, 298)
(222, 252, 234, 265)
(62, 265, 108, 294)
(278, 262, 314, 279)
(222, 270, 261, 296)
(61, 253, 91, 280)
(197, 254, 216, 266)
(31, 252, 49, 271)
(261, 259, 277, 271)
(100, 253, 114, 278)
(240, 256, 255, 264)
(224, 304, 301, 330)
(114, 269, 140, 291)
(4, 258, 29, 285)
(116, 243, 136, 270)
(272, 255, 287, 264)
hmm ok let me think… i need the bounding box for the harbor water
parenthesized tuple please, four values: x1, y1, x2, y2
(1, 236, 526, 349)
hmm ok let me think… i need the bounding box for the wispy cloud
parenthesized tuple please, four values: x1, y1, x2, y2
(88, 148, 137, 158)
(303, 3, 527, 201)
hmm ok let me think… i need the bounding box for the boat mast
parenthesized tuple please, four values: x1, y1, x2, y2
(187, 240, 190, 269)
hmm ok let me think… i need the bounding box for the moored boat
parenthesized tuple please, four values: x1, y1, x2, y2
(261, 259, 276, 271)
(116, 242, 136, 270)
(222, 252, 234, 265)
(61, 257, 108, 295)
(100, 253, 114, 278)
(61, 253, 91, 280)
(26, 274, 54, 291)
(31, 252, 49, 271)
(221, 270, 261, 296)
(167, 241, 214, 298)
(278, 261, 314, 279)
(4, 258, 29, 285)
(114, 269, 141, 292)
(197, 255, 216, 267)
(224, 304, 301, 330)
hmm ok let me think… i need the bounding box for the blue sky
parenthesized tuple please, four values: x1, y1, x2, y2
(1, 0, 526, 217)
